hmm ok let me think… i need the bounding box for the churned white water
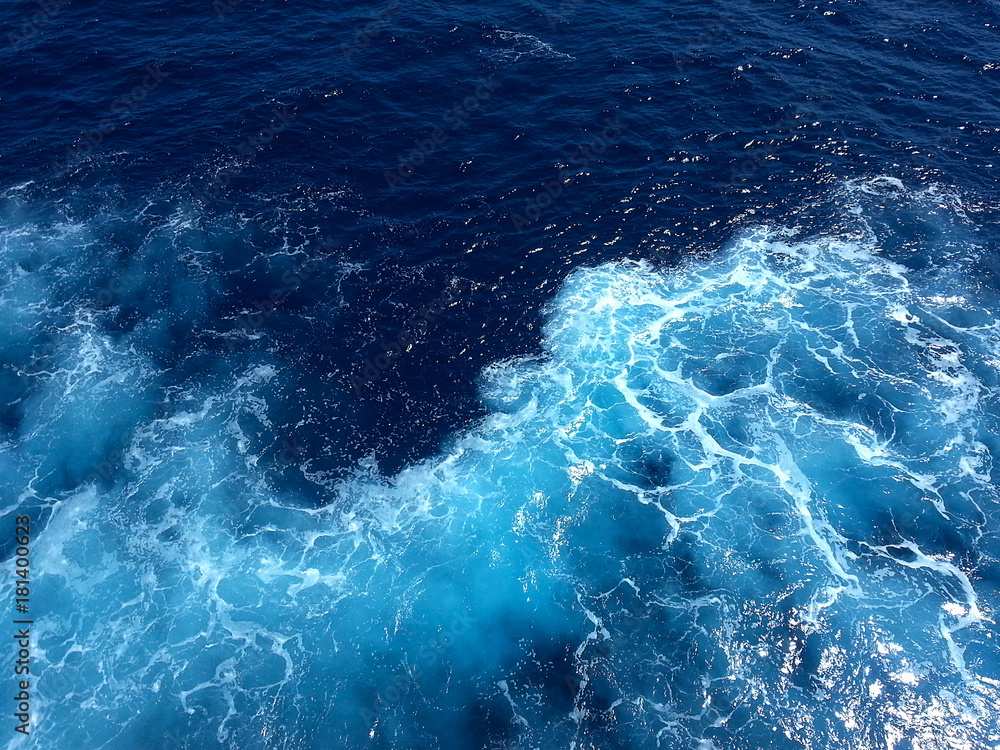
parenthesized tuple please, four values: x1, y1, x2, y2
(3, 182, 999, 748)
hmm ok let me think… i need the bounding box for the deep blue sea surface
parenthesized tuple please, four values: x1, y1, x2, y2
(3, 1, 1000, 747)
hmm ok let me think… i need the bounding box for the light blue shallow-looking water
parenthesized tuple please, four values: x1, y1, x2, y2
(4, 179, 999, 748)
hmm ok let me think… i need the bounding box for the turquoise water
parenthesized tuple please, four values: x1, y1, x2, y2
(5, 180, 999, 748)
(5, 0, 1000, 744)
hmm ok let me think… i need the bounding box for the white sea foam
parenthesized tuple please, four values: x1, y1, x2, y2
(484, 28, 576, 63)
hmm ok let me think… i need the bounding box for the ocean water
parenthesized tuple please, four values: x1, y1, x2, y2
(3, 1, 1000, 748)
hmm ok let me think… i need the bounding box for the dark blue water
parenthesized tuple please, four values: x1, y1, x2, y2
(3, 1, 1000, 748)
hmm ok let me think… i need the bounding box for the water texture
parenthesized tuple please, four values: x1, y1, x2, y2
(2, 0, 1000, 748)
